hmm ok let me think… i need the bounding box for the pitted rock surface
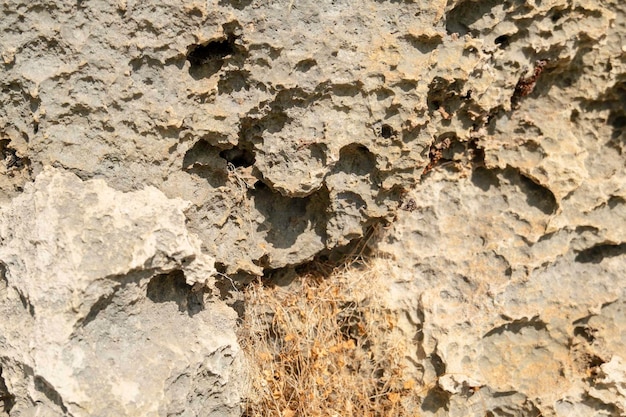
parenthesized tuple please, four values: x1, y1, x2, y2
(0, 0, 616, 275)
(1, 0, 625, 415)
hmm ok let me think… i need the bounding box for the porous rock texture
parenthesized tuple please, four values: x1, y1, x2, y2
(0, 0, 624, 415)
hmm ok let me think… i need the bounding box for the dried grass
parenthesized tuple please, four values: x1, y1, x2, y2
(239, 258, 419, 417)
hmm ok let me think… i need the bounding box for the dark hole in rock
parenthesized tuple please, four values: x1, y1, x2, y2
(146, 270, 204, 316)
(573, 325, 596, 342)
(260, 220, 384, 288)
(426, 77, 463, 112)
(252, 185, 328, 250)
(395, 79, 417, 92)
(401, 34, 441, 54)
(220, 146, 255, 167)
(551, 10, 564, 22)
(605, 82, 626, 139)
(0, 140, 25, 169)
(585, 354, 606, 369)
(337, 143, 377, 177)
(0, 367, 15, 413)
(186, 7, 203, 17)
(469, 137, 485, 165)
(420, 352, 451, 411)
(261, 266, 297, 287)
(610, 114, 626, 129)
(608, 196, 625, 209)
(187, 38, 235, 66)
(217, 70, 250, 94)
(494, 34, 510, 49)
(183, 140, 229, 187)
(215, 262, 228, 274)
(186, 34, 238, 79)
(252, 254, 271, 269)
(380, 124, 395, 139)
(445, 0, 504, 36)
(421, 386, 451, 413)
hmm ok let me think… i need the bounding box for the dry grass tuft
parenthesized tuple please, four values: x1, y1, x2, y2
(239, 258, 417, 417)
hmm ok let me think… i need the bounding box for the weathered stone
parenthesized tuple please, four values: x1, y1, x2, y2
(0, 0, 625, 415)
(5, 0, 615, 275)
(0, 167, 243, 417)
(375, 165, 625, 415)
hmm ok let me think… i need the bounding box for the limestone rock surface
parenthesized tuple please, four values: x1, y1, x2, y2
(369, 1, 626, 414)
(1, 0, 614, 276)
(0, 0, 625, 416)
(376, 166, 625, 416)
(0, 167, 243, 417)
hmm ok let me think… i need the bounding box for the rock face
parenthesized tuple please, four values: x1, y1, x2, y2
(0, 168, 242, 417)
(0, 0, 625, 415)
(4, 0, 612, 277)
(0, 0, 620, 275)
(376, 167, 626, 416)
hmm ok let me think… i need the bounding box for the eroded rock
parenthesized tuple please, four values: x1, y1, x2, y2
(375, 164, 625, 416)
(0, 167, 243, 417)
(0, 0, 615, 275)
(0, 0, 625, 415)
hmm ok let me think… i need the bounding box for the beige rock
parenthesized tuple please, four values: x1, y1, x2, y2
(0, 0, 624, 415)
(0, 167, 243, 416)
